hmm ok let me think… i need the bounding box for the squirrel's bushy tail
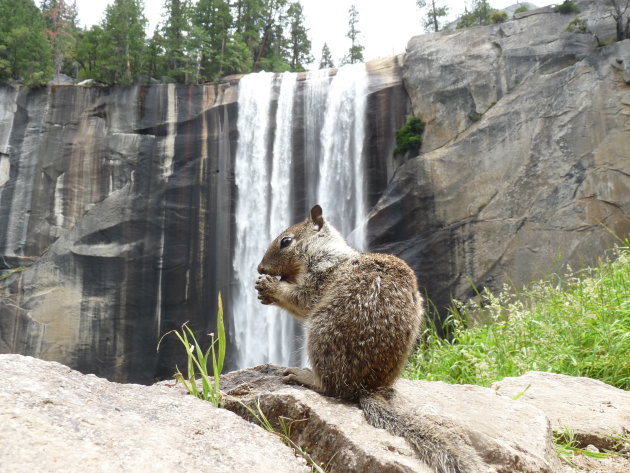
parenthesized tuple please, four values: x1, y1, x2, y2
(359, 393, 480, 473)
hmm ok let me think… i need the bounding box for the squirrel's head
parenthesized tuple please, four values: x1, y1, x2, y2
(257, 205, 325, 282)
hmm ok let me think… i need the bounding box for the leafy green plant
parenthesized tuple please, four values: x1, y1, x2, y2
(394, 116, 425, 155)
(566, 17, 588, 33)
(554, 428, 629, 467)
(158, 293, 226, 407)
(490, 10, 508, 24)
(405, 241, 630, 389)
(240, 396, 327, 473)
(514, 6, 529, 15)
(556, 1, 580, 14)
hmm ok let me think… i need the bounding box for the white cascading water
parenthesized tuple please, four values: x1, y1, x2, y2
(268, 72, 298, 364)
(233, 64, 368, 368)
(317, 63, 368, 251)
(232, 71, 275, 368)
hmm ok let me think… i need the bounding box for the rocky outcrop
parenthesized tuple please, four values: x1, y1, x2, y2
(2, 354, 628, 473)
(220, 365, 562, 473)
(368, 0, 630, 309)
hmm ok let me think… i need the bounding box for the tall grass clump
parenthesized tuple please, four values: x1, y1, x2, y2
(405, 242, 630, 389)
(158, 293, 226, 406)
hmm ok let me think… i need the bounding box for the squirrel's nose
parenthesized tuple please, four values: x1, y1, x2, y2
(257, 263, 266, 274)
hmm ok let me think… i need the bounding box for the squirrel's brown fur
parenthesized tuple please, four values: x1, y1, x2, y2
(256, 205, 480, 473)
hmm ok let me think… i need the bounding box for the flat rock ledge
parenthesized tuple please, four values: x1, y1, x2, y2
(1, 355, 629, 473)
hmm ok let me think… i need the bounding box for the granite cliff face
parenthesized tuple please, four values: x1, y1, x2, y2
(368, 0, 630, 309)
(0, 83, 240, 381)
(1, 0, 628, 382)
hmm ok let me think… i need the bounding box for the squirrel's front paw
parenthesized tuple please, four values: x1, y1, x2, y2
(255, 275, 279, 305)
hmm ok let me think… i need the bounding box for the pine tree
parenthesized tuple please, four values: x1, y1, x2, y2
(41, 0, 79, 76)
(286, 1, 312, 71)
(417, 0, 449, 33)
(457, 0, 503, 29)
(341, 4, 364, 65)
(74, 25, 105, 80)
(319, 42, 334, 69)
(232, 0, 263, 61)
(160, 0, 197, 82)
(0, 0, 52, 85)
(100, 0, 148, 84)
(193, 0, 233, 81)
(144, 27, 166, 79)
(253, 0, 289, 72)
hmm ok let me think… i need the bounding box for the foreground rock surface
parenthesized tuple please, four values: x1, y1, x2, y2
(493, 371, 630, 450)
(220, 365, 562, 473)
(2, 355, 629, 473)
(0, 354, 308, 473)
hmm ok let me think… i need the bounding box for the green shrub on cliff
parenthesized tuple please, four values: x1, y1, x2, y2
(514, 5, 528, 15)
(405, 241, 630, 390)
(556, 1, 580, 14)
(490, 10, 508, 24)
(394, 116, 425, 155)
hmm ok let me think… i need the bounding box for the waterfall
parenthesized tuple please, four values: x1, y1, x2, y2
(232, 64, 368, 368)
(317, 63, 368, 251)
(232, 71, 276, 368)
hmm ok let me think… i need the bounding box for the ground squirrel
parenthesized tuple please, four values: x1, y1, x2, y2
(256, 205, 480, 473)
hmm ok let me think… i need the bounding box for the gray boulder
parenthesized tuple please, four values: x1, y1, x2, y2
(0, 354, 309, 473)
(220, 364, 562, 473)
(493, 371, 630, 450)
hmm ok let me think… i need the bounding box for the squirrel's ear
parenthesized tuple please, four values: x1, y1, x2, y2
(310, 205, 324, 230)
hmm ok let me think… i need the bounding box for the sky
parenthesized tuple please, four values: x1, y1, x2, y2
(72, 1, 551, 66)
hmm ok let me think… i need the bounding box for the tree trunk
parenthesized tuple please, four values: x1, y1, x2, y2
(253, 24, 272, 72)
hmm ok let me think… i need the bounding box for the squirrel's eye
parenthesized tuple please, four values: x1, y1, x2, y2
(280, 236, 293, 248)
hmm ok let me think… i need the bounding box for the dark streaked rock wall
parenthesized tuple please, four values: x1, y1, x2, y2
(0, 83, 239, 382)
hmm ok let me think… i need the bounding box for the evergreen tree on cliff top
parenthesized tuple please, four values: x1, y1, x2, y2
(193, 0, 233, 80)
(252, 0, 290, 72)
(457, 0, 507, 28)
(319, 42, 334, 69)
(159, 0, 195, 82)
(230, 0, 289, 72)
(286, 1, 313, 71)
(100, 0, 147, 84)
(417, 0, 449, 32)
(340, 4, 364, 65)
(41, 0, 79, 77)
(0, 0, 52, 85)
